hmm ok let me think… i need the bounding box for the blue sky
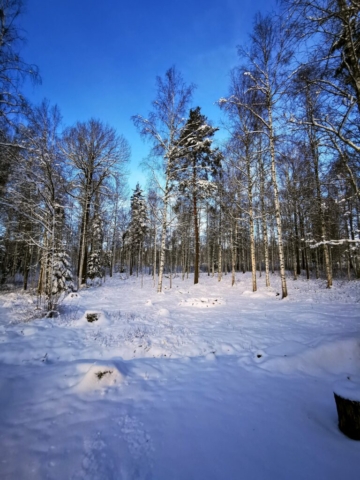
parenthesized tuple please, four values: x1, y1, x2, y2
(21, 0, 276, 191)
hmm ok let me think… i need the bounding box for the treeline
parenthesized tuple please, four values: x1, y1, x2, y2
(0, 0, 359, 310)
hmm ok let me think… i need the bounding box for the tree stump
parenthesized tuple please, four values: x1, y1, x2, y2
(334, 380, 360, 440)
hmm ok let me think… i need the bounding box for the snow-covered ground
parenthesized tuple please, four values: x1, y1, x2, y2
(0, 272, 359, 479)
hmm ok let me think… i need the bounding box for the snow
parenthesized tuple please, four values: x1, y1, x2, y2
(74, 363, 125, 393)
(334, 378, 360, 402)
(0, 273, 359, 479)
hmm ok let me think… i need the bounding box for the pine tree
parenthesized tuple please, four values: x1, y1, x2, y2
(128, 183, 148, 275)
(171, 107, 222, 284)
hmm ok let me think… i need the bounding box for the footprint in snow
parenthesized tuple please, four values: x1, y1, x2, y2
(72, 417, 153, 480)
(71, 434, 116, 480)
(118, 415, 153, 462)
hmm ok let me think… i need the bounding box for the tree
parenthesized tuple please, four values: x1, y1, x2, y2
(0, 0, 40, 231)
(285, 0, 360, 109)
(108, 174, 126, 278)
(221, 13, 296, 298)
(285, 0, 360, 199)
(132, 66, 194, 292)
(47, 250, 73, 309)
(282, 0, 360, 281)
(0, 99, 76, 310)
(87, 203, 104, 282)
(26, 101, 69, 307)
(128, 183, 148, 276)
(171, 107, 221, 284)
(290, 68, 334, 286)
(0, 0, 40, 130)
(61, 119, 130, 289)
(220, 72, 263, 292)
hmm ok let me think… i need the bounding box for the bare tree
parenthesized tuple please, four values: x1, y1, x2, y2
(285, 0, 360, 200)
(0, 0, 40, 130)
(220, 73, 261, 292)
(220, 13, 296, 297)
(62, 119, 130, 289)
(285, 0, 360, 109)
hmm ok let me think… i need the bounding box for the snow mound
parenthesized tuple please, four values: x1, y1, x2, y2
(179, 297, 224, 308)
(205, 352, 216, 362)
(74, 362, 125, 392)
(21, 327, 38, 336)
(242, 290, 254, 296)
(257, 337, 360, 376)
(63, 292, 80, 302)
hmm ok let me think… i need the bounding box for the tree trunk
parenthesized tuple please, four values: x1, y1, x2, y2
(292, 236, 298, 281)
(231, 221, 237, 286)
(110, 213, 117, 278)
(268, 105, 287, 298)
(23, 245, 30, 291)
(157, 184, 169, 292)
(153, 224, 157, 287)
(193, 189, 200, 284)
(312, 142, 332, 288)
(78, 189, 91, 289)
(218, 207, 222, 282)
(248, 160, 257, 292)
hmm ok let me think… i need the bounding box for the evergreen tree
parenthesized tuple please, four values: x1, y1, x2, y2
(128, 183, 148, 275)
(87, 211, 104, 282)
(172, 107, 222, 284)
(87, 252, 103, 281)
(47, 250, 73, 311)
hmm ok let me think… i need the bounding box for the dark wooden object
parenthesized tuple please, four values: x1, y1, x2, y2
(334, 393, 360, 440)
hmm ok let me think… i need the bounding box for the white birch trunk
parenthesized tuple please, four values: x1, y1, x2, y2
(231, 221, 237, 286)
(153, 224, 157, 287)
(246, 147, 257, 292)
(268, 106, 287, 298)
(157, 185, 169, 293)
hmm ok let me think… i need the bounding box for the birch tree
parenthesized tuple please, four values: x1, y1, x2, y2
(221, 13, 295, 298)
(220, 72, 263, 292)
(132, 66, 194, 292)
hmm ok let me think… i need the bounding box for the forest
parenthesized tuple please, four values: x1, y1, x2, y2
(0, 0, 359, 312)
(0, 2, 359, 478)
